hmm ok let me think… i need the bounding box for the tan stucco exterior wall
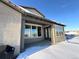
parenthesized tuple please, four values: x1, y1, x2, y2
(0, 2, 22, 55)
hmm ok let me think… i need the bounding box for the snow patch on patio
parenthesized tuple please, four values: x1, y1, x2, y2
(17, 45, 49, 59)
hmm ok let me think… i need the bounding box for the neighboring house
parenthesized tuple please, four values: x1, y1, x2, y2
(65, 30, 79, 39)
(0, 0, 65, 55)
(65, 30, 79, 35)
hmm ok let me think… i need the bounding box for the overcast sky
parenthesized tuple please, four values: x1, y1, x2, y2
(11, 0, 79, 31)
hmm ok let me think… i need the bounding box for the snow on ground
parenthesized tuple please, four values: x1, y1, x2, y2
(17, 46, 49, 59)
(17, 36, 79, 59)
(67, 36, 79, 44)
(28, 41, 79, 59)
(17, 40, 51, 59)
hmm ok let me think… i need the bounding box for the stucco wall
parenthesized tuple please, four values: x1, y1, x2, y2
(0, 2, 22, 55)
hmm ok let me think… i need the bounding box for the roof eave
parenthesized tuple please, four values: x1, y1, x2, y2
(21, 5, 45, 17)
(0, 0, 65, 26)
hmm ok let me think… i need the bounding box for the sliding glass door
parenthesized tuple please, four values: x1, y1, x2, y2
(44, 27, 51, 41)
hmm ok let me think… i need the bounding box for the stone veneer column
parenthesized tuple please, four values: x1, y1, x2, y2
(51, 25, 56, 45)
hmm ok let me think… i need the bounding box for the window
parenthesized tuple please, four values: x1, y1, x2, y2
(38, 27, 42, 36)
(61, 32, 63, 36)
(24, 25, 31, 37)
(55, 25, 63, 36)
(45, 29, 47, 38)
(56, 32, 59, 36)
(48, 28, 51, 38)
(31, 26, 37, 37)
(24, 24, 42, 38)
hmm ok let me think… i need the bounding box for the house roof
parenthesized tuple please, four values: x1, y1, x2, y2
(0, 0, 65, 26)
(21, 6, 45, 17)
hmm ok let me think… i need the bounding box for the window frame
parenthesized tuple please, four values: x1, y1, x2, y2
(55, 25, 64, 37)
(31, 26, 37, 37)
(24, 23, 42, 38)
(37, 27, 42, 37)
(24, 25, 31, 37)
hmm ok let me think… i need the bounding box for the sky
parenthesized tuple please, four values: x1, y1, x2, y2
(11, 0, 79, 31)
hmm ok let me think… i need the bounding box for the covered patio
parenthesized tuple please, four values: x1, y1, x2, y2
(20, 15, 55, 52)
(20, 14, 65, 53)
(24, 40, 51, 55)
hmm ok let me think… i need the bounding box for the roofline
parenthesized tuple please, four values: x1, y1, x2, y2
(23, 12, 66, 26)
(0, 0, 65, 26)
(21, 6, 45, 17)
(0, 0, 22, 13)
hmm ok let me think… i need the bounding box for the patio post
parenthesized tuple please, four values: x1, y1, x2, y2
(51, 24, 56, 45)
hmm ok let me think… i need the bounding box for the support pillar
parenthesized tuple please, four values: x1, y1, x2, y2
(51, 25, 56, 45)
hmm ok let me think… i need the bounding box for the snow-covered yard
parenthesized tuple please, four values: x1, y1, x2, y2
(17, 36, 79, 59)
(67, 36, 79, 44)
(17, 40, 51, 59)
(28, 41, 79, 59)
